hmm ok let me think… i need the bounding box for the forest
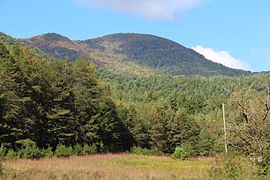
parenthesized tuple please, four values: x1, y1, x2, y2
(1, 40, 270, 177)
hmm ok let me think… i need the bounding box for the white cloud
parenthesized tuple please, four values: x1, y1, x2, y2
(75, 0, 204, 20)
(192, 45, 251, 71)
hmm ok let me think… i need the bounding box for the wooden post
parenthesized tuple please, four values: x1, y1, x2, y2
(222, 103, 228, 156)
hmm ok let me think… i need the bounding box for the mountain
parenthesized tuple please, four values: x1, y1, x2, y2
(1, 32, 251, 76)
(83, 33, 250, 76)
(0, 32, 17, 45)
(20, 33, 88, 61)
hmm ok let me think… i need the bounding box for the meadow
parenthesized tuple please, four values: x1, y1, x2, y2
(0, 154, 214, 180)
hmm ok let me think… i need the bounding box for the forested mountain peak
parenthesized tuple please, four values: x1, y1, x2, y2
(82, 33, 250, 76)
(0, 32, 17, 45)
(2, 32, 251, 76)
(21, 33, 84, 60)
(29, 33, 72, 43)
(83, 33, 186, 50)
(83, 33, 206, 59)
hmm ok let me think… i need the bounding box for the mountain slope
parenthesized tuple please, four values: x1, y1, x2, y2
(83, 33, 249, 76)
(20, 33, 89, 60)
(1, 32, 251, 76)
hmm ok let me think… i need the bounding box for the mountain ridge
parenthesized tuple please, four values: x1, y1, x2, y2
(0, 32, 251, 76)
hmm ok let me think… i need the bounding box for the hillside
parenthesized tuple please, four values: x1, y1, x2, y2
(1, 32, 251, 76)
(84, 33, 250, 76)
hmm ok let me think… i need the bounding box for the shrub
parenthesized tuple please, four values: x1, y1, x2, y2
(17, 145, 44, 159)
(207, 156, 257, 180)
(146, 147, 163, 156)
(55, 144, 73, 158)
(172, 143, 196, 160)
(131, 146, 145, 155)
(257, 150, 270, 176)
(98, 142, 107, 153)
(172, 147, 188, 160)
(82, 144, 97, 155)
(0, 145, 6, 160)
(131, 146, 163, 156)
(73, 144, 83, 156)
(15, 139, 44, 159)
(5, 149, 17, 160)
(42, 147, 53, 158)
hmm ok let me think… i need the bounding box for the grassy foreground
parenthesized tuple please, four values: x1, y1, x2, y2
(1, 154, 214, 180)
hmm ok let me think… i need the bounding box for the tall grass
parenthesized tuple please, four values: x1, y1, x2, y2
(1, 154, 214, 179)
(130, 146, 163, 156)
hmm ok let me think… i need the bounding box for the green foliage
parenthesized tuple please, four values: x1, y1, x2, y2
(1, 36, 270, 165)
(17, 140, 45, 159)
(0, 146, 6, 160)
(54, 144, 73, 158)
(227, 83, 270, 157)
(73, 144, 83, 156)
(257, 150, 270, 176)
(197, 126, 219, 156)
(172, 146, 189, 160)
(16, 139, 36, 148)
(42, 147, 53, 158)
(5, 149, 17, 160)
(0, 42, 133, 152)
(97, 142, 107, 153)
(82, 144, 97, 155)
(148, 107, 200, 153)
(207, 156, 257, 180)
(131, 146, 163, 156)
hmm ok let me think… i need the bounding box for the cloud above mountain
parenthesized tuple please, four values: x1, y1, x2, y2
(192, 45, 251, 71)
(76, 0, 204, 20)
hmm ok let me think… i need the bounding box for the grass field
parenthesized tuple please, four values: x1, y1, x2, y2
(1, 154, 214, 180)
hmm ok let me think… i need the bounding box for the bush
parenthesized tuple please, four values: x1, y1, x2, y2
(257, 150, 270, 176)
(5, 149, 17, 160)
(172, 147, 188, 160)
(42, 147, 53, 158)
(17, 145, 45, 159)
(172, 144, 195, 160)
(73, 144, 83, 156)
(55, 144, 73, 158)
(207, 156, 257, 180)
(15, 139, 44, 159)
(131, 146, 163, 156)
(82, 144, 97, 155)
(98, 142, 107, 153)
(0, 146, 6, 160)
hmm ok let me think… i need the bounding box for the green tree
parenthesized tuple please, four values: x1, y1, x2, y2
(227, 85, 270, 157)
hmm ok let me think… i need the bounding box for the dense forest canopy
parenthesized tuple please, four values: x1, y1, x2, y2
(0, 41, 133, 151)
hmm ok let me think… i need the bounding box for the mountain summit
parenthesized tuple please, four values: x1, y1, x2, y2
(1, 32, 250, 76)
(83, 33, 249, 76)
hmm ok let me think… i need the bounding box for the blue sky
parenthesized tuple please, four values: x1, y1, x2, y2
(1, 0, 270, 72)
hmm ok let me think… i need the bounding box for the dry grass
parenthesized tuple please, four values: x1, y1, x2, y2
(1, 154, 214, 180)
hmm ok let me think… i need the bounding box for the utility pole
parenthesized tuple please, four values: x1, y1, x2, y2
(222, 103, 228, 156)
